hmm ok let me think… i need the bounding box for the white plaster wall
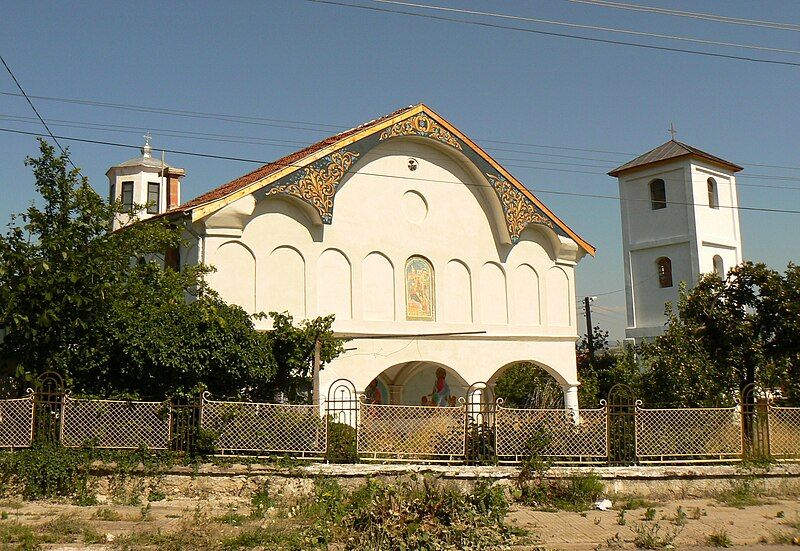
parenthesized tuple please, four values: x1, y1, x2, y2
(200, 138, 582, 388)
(621, 165, 689, 246)
(629, 242, 691, 329)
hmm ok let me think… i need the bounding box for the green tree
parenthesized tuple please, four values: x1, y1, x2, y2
(494, 363, 563, 409)
(576, 325, 640, 407)
(639, 263, 800, 406)
(0, 141, 341, 400)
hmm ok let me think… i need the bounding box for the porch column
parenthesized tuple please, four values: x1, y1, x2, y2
(563, 383, 580, 424)
(389, 384, 403, 405)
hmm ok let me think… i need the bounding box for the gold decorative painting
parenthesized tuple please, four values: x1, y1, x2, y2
(266, 150, 360, 223)
(379, 113, 462, 151)
(405, 256, 435, 321)
(486, 173, 554, 242)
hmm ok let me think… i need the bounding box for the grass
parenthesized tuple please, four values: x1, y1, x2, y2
(705, 527, 733, 548)
(92, 507, 122, 521)
(716, 477, 766, 507)
(0, 512, 103, 550)
(631, 522, 680, 550)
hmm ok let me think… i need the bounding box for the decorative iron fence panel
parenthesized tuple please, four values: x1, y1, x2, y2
(635, 406, 742, 463)
(61, 396, 170, 449)
(768, 406, 800, 460)
(0, 395, 35, 448)
(358, 402, 465, 461)
(201, 395, 326, 455)
(495, 405, 607, 463)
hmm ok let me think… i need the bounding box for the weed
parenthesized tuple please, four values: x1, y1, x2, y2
(673, 505, 687, 526)
(777, 510, 785, 518)
(617, 509, 627, 525)
(91, 507, 121, 521)
(631, 522, 680, 550)
(140, 502, 151, 520)
(0, 511, 7, 520)
(705, 528, 733, 548)
(216, 506, 248, 526)
(643, 507, 656, 521)
(147, 488, 166, 502)
(619, 497, 656, 510)
(249, 481, 274, 518)
(716, 477, 765, 507)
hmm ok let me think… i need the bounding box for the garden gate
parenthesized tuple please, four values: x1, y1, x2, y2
(607, 383, 637, 464)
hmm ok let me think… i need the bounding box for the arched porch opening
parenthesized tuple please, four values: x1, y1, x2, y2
(364, 361, 469, 406)
(485, 360, 579, 415)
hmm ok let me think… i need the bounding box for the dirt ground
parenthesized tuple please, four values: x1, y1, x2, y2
(0, 495, 799, 549)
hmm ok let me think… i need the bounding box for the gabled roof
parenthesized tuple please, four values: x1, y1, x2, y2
(608, 139, 742, 177)
(168, 103, 594, 255)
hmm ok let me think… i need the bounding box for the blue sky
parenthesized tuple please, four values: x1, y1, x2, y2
(1, 0, 799, 340)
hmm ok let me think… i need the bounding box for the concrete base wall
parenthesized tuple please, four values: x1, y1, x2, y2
(76, 463, 800, 503)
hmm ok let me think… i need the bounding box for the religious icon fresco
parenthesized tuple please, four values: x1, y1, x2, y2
(422, 367, 456, 406)
(405, 256, 435, 321)
(365, 377, 388, 405)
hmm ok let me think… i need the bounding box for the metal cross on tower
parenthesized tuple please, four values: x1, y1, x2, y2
(668, 122, 677, 140)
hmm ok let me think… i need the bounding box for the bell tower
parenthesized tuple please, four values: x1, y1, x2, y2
(609, 137, 744, 341)
(106, 134, 185, 230)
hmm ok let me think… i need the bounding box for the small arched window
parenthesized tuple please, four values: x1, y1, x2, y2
(650, 179, 666, 210)
(707, 178, 718, 209)
(405, 256, 435, 321)
(656, 257, 673, 288)
(713, 255, 724, 277)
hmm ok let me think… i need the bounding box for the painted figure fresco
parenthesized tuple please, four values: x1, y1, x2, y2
(365, 378, 385, 405)
(405, 256, 435, 321)
(421, 367, 455, 406)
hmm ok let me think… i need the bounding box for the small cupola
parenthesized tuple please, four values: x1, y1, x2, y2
(106, 133, 185, 229)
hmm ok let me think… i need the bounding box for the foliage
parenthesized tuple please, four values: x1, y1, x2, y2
(706, 528, 733, 548)
(0, 444, 176, 504)
(325, 421, 358, 463)
(639, 263, 800, 406)
(0, 141, 344, 401)
(716, 476, 765, 507)
(494, 362, 563, 408)
(576, 326, 641, 407)
(514, 429, 604, 511)
(631, 522, 681, 550)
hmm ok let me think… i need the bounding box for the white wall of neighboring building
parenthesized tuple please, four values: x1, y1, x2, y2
(618, 157, 742, 341)
(192, 139, 585, 403)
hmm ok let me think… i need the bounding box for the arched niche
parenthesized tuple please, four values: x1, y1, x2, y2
(211, 241, 256, 313)
(263, 246, 306, 317)
(511, 264, 540, 326)
(317, 249, 352, 320)
(441, 259, 472, 323)
(545, 266, 570, 327)
(368, 360, 469, 405)
(480, 262, 508, 324)
(362, 252, 395, 321)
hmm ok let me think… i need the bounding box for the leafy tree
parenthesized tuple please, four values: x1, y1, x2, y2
(639, 263, 800, 406)
(576, 325, 640, 407)
(0, 141, 341, 400)
(494, 363, 563, 409)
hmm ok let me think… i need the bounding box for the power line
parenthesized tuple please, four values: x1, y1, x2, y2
(3, 126, 800, 215)
(4, 90, 800, 171)
(0, 55, 76, 169)
(374, 0, 800, 55)
(566, 0, 800, 33)
(305, 0, 800, 68)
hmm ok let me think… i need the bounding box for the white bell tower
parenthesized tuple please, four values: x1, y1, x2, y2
(106, 134, 185, 230)
(609, 136, 744, 341)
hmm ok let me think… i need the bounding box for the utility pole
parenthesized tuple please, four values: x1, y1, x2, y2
(312, 337, 321, 406)
(584, 296, 596, 361)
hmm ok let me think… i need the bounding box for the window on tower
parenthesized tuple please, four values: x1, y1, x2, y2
(656, 257, 673, 288)
(707, 178, 719, 209)
(121, 181, 134, 213)
(713, 255, 724, 277)
(147, 182, 160, 214)
(650, 179, 666, 210)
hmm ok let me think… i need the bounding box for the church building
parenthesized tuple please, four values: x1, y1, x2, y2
(609, 139, 743, 342)
(108, 104, 595, 411)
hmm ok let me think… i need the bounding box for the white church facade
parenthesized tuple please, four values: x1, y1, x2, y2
(108, 104, 595, 411)
(610, 140, 743, 342)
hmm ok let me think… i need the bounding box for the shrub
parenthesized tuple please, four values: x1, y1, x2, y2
(325, 422, 358, 463)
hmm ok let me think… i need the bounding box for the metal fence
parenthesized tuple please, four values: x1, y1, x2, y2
(768, 406, 800, 460)
(495, 403, 607, 464)
(0, 395, 34, 448)
(635, 405, 742, 463)
(358, 402, 465, 462)
(61, 396, 170, 450)
(201, 393, 326, 456)
(1, 374, 799, 465)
